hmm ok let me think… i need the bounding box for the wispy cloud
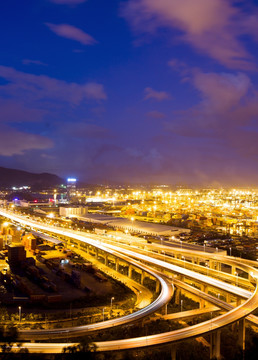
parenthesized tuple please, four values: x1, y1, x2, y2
(22, 59, 48, 66)
(122, 0, 258, 69)
(0, 65, 107, 105)
(0, 99, 47, 124)
(45, 23, 97, 45)
(146, 110, 166, 119)
(144, 87, 170, 101)
(166, 69, 258, 157)
(62, 122, 112, 139)
(0, 125, 53, 156)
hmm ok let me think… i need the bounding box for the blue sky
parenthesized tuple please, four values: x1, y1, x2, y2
(1, 0, 258, 186)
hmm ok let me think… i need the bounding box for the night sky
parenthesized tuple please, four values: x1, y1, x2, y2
(1, 0, 258, 186)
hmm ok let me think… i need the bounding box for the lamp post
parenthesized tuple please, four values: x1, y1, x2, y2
(205, 262, 209, 276)
(102, 308, 105, 322)
(229, 247, 232, 256)
(111, 297, 114, 310)
(182, 256, 185, 268)
(235, 272, 238, 286)
(180, 299, 183, 312)
(18, 306, 21, 322)
(162, 251, 165, 262)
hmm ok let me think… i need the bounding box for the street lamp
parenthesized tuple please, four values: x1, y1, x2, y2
(18, 306, 21, 322)
(102, 307, 105, 322)
(180, 299, 183, 312)
(111, 297, 114, 310)
(205, 262, 209, 275)
(229, 247, 232, 256)
(182, 256, 185, 268)
(235, 272, 238, 286)
(162, 251, 165, 262)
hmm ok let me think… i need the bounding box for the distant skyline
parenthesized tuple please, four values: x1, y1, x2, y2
(1, 0, 258, 186)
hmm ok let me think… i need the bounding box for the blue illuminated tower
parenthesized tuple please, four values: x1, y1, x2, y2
(67, 178, 77, 201)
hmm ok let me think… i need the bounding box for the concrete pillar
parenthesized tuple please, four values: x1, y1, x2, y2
(201, 284, 207, 293)
(156, 280, 160, 293)
(115, 258, 119, 272)
(171, 346, 176, 360)
(199, 298, 206, 309)
(226, 293, 230, 303)
(231, 266, 236, 275)
(128, 264, 132, 278)
(210, 331, 221, 359)
(141, 271, 145, 285)
(104, 253, 108, 266)
(236, 298, 242, 307)
(238, 318, 245, 351)
(175, 288, 181, 305)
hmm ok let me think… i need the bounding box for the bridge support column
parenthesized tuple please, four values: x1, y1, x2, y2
(201, 284, 207, 293)
(171, 345, 176, 360)
(226, 293, 230, 303)
(175, 288, 181, 305)
(231, 266, 236, 275)
(199, 298, 206, 309)
(236, 298, 242, 307)
(104, 254, 108, 266)
(140, 271, 145, 285)
(128, 264, 132, 278)
(156, 280, 160, 293)
(115, 258, 119, 272)
(238, 318, 245, 351)
(210, 330, 221, 359)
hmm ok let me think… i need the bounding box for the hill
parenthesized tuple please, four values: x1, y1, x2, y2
(0, 166, 63, 188)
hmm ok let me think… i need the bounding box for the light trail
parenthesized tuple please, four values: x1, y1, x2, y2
(1, 208, 258, 353)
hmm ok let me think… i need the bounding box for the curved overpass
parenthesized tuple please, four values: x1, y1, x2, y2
(1, 208, 258, 355)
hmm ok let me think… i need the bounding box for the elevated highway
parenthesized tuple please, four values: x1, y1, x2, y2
(1, 208, 258, 359)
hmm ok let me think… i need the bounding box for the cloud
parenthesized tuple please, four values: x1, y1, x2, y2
(45, 23, 97, 45)
(22, 59, 48, 67)
(62, 122, 111, 139)
(144, 87, 170, 101)
(0, 125, 53, 156)
(122, 0, 258, 69)
(166, 70, 258, 157)
(146, 110, 166, 119)
(0, 65, 107, 105)
(50, 0, 86, 4)
(0, 99, 47, 124)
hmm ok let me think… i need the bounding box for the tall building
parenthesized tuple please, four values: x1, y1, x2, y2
(67, 178, 77, 201)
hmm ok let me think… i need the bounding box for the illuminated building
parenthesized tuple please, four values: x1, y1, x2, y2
(66, 177, 77, 201)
